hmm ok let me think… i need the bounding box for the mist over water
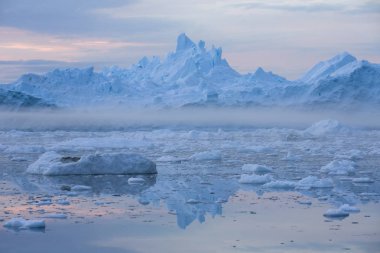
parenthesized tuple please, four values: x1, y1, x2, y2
(1, 107, 379, 130)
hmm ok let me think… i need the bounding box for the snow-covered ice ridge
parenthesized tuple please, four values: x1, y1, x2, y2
(2, 34, 380, 109)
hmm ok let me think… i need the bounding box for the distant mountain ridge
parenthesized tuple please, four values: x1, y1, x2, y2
(1, 34, 379, 109)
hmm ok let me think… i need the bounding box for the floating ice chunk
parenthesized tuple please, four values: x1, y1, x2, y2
(128, 177, 146, 184)
(323, 209, 349, 219)
(320, 160, 356, 175)
(298, 200, 312, 205)
(263, 180, 296, 189)
(42, 213, 67, 219)
(242, 164, 273, 174)
(3, 218, 45, 229)
(239, 174, 273, 184)
(71, 185, 92, 191)
(189, 150, 222, 161)
(56, 199, 70, 205)
(157, 155, 181, 162)
(186, 199, 201, 204)
(27, 151, 157, 175)
(323, 204, 360, 219)
(296, 176, 334, 190)
(339, 204, 360, 213)
(304, 119, 347, 136)
(352, 177, 374, 183)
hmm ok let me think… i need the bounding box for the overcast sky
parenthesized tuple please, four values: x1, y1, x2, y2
(0, 0, 379, 81)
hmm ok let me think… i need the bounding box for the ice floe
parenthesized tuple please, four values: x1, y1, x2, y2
(27, 151, 157, 175)
(320, 160, 356, 175)
(3, 218, 45, 229)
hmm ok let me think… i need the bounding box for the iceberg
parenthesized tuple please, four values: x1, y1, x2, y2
(26, 151, 157, 175)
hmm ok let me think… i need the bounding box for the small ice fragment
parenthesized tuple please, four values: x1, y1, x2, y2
(56, 199, 70, 205)
(186, 199, 201, 204)
(71, 185, 92, 191)
(296, 176, 334, 189)
(156, 155, 180, 162)
(320, 160, 356, 175)
(323, 209, 349, 219)
(216, 198, 228, 203)
(42, 213, 67, 219)
(352, 177, 374, 183)
(242, 164, 272, 174)
(239, 174, 272, 184)
(189, 150, 222, 161)
(263, 180, 296, 189)
(339, 204, 360, 213)
(282, 152, 301, 161)
(3, 218, 45, 229)
(298, 200, 312, 205)
(128, 177, 145, 184)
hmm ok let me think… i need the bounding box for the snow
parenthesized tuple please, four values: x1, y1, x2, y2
(189, 150, 222, 161)
(238, 174, 272, 184)
(27, 151, 157, 175)
(296, 176, 334, 190)
(320, 160, 356, 175)
(3, 218, 45, 229)
(241, 164, 272, 174)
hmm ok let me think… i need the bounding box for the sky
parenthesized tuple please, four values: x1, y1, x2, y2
(0, 0, 379, 82)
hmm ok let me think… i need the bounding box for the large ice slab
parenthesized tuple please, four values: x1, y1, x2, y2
(26, 151, 157, 175)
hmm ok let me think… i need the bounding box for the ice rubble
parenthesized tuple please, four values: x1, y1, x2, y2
(2, 34, 379, 109)
(3, 218, 45, 229)
(27, 151, 157, 175)
(320, 160, 356, 175)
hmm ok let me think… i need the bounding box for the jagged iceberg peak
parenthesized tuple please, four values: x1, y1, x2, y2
(247, 67, 287, 83)
(176, 33, 196, 52)
(299, 52, 357, 84)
